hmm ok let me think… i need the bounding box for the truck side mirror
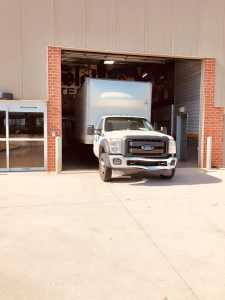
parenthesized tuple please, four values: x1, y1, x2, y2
(95, 129, 102, 136)
(160, 126, 167, 134)
(87, 125, 95, 135)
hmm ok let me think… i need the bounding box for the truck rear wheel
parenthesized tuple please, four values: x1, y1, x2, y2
(160, 168, 176, 179)
(99, 153, 112, 182)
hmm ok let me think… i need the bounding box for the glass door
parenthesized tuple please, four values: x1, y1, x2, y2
(0, 109, 7, 170)
(0, 101, 47, 172)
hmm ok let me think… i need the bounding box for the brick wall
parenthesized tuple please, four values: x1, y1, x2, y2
(47, 47, 62, 171)
(202, 59, 224, 168)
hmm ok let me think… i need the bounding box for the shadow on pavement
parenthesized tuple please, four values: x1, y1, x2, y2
(62, 143, 98, 171)
(110, 168, 222, 186)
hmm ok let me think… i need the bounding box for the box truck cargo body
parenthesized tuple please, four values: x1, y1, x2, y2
(75, 78, 152, 144)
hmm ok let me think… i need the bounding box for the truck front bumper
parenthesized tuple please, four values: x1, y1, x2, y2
(108, 155, 177, 171)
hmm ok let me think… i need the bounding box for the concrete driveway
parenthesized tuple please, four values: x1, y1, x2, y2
(0, 168, 225, 300)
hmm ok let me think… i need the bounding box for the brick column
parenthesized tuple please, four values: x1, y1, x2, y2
(201, 59, 224, 168)
(47, 47, 62, 171)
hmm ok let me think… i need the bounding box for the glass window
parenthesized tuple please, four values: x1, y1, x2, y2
(0, 142, 7, 168)
(9, 141, 44, 168)
(104, 117, 153, 132)
(9, 112, 44, 138)
(0, 111, 6, 138)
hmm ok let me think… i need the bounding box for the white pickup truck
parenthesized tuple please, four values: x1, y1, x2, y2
(74, 78, 177, 181)
(93, 115, 177, 181)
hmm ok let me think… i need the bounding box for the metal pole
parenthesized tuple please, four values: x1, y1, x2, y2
(55, 136, 62, 173)
(206, 136, 212, 170)
(171, 104, 174, 136)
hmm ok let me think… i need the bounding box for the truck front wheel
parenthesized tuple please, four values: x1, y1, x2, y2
(160, 168, 176, 179)
(99, 153, 112, 182)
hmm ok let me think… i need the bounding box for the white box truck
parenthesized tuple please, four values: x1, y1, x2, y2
(75, 78, 177, 181)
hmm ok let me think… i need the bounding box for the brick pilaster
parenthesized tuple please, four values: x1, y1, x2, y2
(47, 47, 62, 171)
(202, 59, 224, 168)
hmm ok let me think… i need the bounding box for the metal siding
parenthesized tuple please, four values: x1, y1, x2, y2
(174, 61, 202, 134)
(0, 0, 225, 110)
(115, 0, 145, 53)
(21, 0, 53, 100)
(198, 0, 225, 58)
(146, 0, 173, 56)
(171, 0, 200, 57)
(0, 0, 21, 99)
(54, 0, 85, 49)
(86, 0, 114, 51)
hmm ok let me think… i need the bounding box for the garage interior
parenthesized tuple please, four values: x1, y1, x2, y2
(61, 50, 202, 171)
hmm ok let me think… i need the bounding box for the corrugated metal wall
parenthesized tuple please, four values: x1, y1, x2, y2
(174, 61, 202, 134)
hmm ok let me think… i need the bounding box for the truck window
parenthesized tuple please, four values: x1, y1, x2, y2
(105, 117, 153, 132)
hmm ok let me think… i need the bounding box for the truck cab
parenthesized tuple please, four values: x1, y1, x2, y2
(93, 115, 177, 181)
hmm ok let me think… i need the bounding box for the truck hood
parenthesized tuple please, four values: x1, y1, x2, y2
(104, 130, 174, 140)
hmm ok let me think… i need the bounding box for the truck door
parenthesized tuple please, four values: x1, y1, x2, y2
(93, 119, 103, 157)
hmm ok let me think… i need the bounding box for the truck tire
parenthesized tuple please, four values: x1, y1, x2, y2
(160, 168, 176, 179)
(99, 153, 112, 182)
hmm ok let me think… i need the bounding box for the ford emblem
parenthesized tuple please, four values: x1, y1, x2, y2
(142, 145, 154, 151)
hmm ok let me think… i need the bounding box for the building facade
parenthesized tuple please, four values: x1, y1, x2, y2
(0, 0, 224, 171)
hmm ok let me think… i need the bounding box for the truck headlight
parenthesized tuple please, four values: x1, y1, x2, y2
(168, 139, 176, 154)
(108, 138, 122, 154)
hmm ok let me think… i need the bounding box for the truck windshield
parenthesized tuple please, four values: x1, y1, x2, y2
(104, 117, 153, 132)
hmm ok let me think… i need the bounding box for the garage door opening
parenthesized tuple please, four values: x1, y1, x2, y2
(61, 50, 202, 171)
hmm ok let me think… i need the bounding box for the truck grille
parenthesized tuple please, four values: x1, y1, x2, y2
(127, 160, 167, 167)
(126, 137, 168, 158)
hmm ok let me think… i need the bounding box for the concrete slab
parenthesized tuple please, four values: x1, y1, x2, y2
(0, 168, 224, 299)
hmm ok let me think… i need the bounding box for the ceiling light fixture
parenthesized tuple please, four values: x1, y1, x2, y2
(142, 72, 148, 78)
(104, 60, 115, 65)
